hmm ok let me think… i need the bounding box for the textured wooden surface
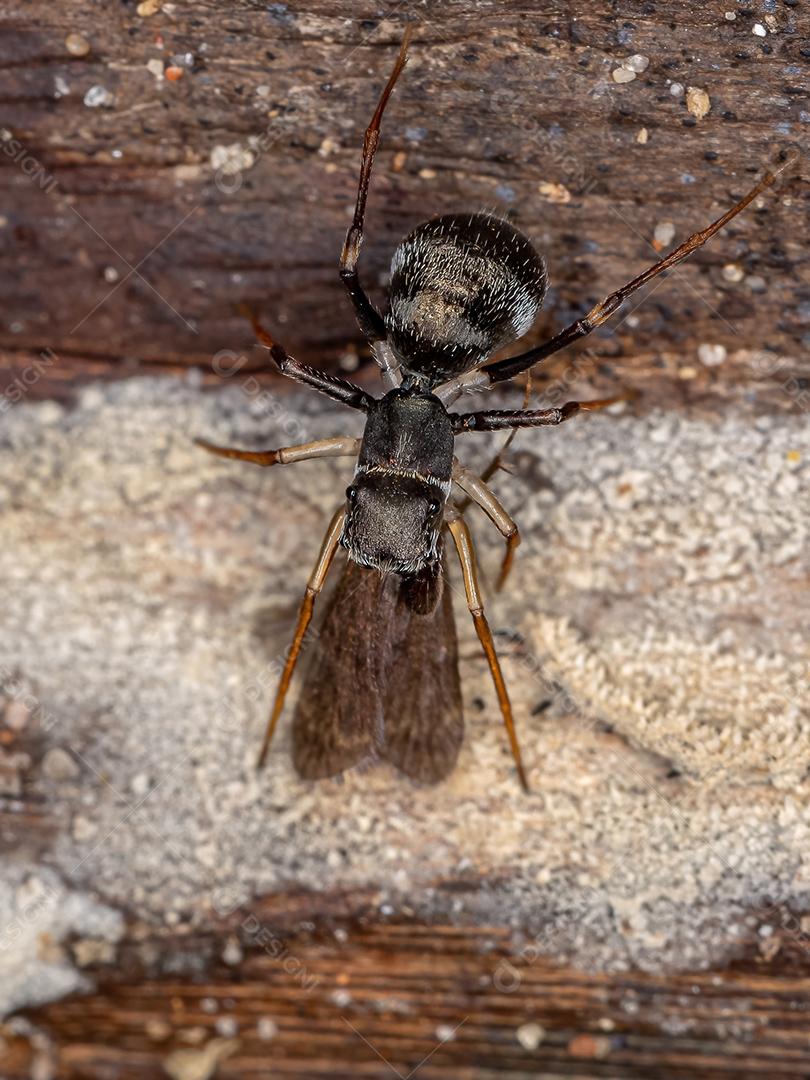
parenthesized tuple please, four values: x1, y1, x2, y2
(3, 916, 810, 1079)
(0, 0, 807, 387)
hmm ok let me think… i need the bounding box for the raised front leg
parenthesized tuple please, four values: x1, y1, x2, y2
(240, 304, 375, 412)
(340, 28, 412, 345)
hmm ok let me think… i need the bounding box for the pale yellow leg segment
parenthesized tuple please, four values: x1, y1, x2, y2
(447, 515, 529, 793)
(195, 434, 360, 468)
(452, 463, 520, 592)
(257, 507, 346, 769)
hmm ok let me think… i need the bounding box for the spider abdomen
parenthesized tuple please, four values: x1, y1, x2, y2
(385, 212, 548, 386)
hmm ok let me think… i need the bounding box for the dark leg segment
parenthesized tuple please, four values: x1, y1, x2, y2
(257, 508, 346, 769)
(339, 28, 413, 343)
(240, 304, 375, 412)
(452, 396, 625, 434)
(436, 154, 796, 397)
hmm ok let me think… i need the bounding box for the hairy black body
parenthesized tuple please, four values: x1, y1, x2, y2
(386, 213, 548, 385)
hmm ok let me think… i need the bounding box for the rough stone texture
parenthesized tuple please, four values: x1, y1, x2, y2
(0, 0, 807, 383)
(0, 377, 807, 1021)
(0, 865, 122, 1018)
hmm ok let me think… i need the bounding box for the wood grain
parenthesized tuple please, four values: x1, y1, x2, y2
(1, 1, 807, 390)
(3, 914, 810, 1079)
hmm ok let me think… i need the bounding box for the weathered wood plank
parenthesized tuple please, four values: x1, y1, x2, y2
(1, 2, 807, 387)
(3, 919, 810, 1079)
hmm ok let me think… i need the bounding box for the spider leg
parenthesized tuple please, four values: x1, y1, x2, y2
(195, 435, 361, 468)
(239, 304, 374, 411)
(257, 507, 346, 769)
(446, 514, 529, 793)
(340, 28, 413, 348)
(451, 395, 627, 434)
(435, 154, 796, 402)
(452, 463, 520, 592)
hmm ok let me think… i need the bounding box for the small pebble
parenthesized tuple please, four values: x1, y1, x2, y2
(146, 58, 164, 80)
(222, 937, 243, 965)
(4, 699, 31, 731)
(392, 150, 407, 172)
(722, 263, 744, 283)
(746, 274, 766, 292)
(72, 814, 98, 840)
(537, 181, 571, 204)
(724, 10, 736, 20)
(103, 266, 119, 283)
(163, 1038, 239, 1080)
(65, 33, 90, 57)
(256, 1017, 278, 1041)
(568, 1033, 612, 1059)
(435, 1023, 456, 1042)
(73, 938, 116, 966)
(210, 143, 255, 176)
(137, 0, 162, 15)
(786, 450, 802, 465)
(84, 85, 113, 108)
(686, 87, 711, 121)
(759, 933, 782, 961)
(214, 1016, 238, 1038)
(653, 221, 676, 250)
(42, 747, 80, 780)
(30, 1055, 54, 1080)
(698, 343, 727, 367)
(636, 127, 649, 144)
(165, 66, 184, 82)
(612, 67, 636, 84)
(54, 75, 70, 97)
(752, 23, 767, 37)
(678, 366, 698, 380)
(131, 772, 151, 796)
(146, 1018, 172, 1040)
(626, 54, 650, 73)
(516, 1022, 546, 1050)
(418, 167, 436, 179)
(670, 82, 684, 97)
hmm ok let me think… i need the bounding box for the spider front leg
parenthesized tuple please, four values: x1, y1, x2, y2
(452, 463, 520, 591)
(195, 435, 361, 468)
(339, 28, 411, 343)
(238, 304, 374, 412)
(446, 513, 529, 793)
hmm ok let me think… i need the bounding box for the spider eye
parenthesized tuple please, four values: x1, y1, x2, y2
(428, 498, 441, 516)
(346, 485, 358, 502)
